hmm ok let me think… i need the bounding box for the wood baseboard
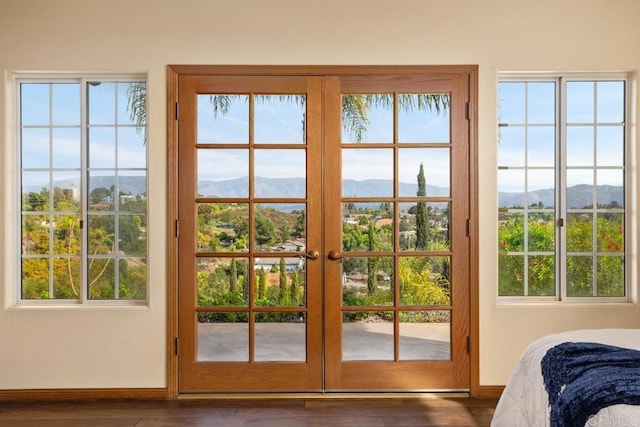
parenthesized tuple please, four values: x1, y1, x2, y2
(0, 388, 168, 402)
(476, 385, 504, 399)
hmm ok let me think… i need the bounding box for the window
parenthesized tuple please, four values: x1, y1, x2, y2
(18, 76, 147, 302)
(498, 75, 627, 301)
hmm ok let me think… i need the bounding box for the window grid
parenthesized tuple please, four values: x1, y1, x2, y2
(498, 75, 627, 302)
(18, 76, 147, 304)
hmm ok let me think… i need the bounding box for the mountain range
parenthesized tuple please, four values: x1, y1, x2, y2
(31, 176, 623, 209)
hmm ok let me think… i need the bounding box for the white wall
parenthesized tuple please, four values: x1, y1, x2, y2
(1, 0, 639, 389)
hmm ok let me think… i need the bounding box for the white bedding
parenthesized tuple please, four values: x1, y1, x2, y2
(491, 329, 640, 427)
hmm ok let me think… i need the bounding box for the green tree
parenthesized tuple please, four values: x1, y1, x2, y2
(229, 258, 238, 293)
(366, 222, 378, 295)
(278, 258, 289, 305)
(290, 271, 301, 305)
(255, 214, 277, 247)
(257, 266, 267, 300)
(415, 163, 428, 250)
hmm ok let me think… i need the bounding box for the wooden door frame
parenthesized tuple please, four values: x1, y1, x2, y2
(166, 64, 479, 398)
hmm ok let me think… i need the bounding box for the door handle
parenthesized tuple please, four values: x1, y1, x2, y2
(327, 250, 343, 261)
(301, 250, 319, 260)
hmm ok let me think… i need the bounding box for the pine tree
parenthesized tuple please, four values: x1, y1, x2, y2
(229, 259, 238, 293)
(367, 221, 378, 295)
(415, 163, 428, 250)
(278, 258, 289, 304)
(257, 266, 267, 300)
(290, 271, 300, 305)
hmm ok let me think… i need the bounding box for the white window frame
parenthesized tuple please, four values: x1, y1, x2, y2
(497, 72, 630, 303)
(15, 73, 148, 306)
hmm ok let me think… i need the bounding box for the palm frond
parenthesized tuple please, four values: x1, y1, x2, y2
(126, 82, 147, 144)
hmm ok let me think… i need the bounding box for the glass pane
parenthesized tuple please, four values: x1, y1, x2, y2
(197, 203, 249, 253)
(596, 81, 624, 123)
(253, 258, 305, 307)
(118, 127, 146, 168)
(342, 203, 393, 252)
(596, 127, 624, 167)
(21, 83, 50, 126)
(342, 149, 393, 197)
(21, 258, 50, 299)
(527, 255, 555, 296)
(197, 312, 249, 362)
(254, 261, 306, 307)
(89, 127, 116, 168)
(498, 169, 524, 208)
(52, 83, 80, 125)
(88, 215, 115, 255)
(88, 82, 116, 125)
(597, 170, 623, 208)
(399, 311, 450, 360)
(342, 311, 394, 361)
(399, 256, 450, 305)
(197, 258, 249, 307)
(53, 256, 80, 298)
(52, 128, 81, 168)
(497, 127, 525, 168)
(22, 214, 50, 255)
(197, 94, 249, 144)
(342, 257, 393, 306)
(117, 82, 146, 126)
(342, 94, 393, 143)
(118, 215, 146, 256)
(567, 126, 594, 167)
(498, 254, 524, 296)
(567, 81, 595, 123)
(498, 82, 525, 124)
(197, 149, 248, 198)
(255, 204, 305, 252)
(88, 257, 115, 299)
(22, 172, 50, 211)
(567, 170, 594, 209)
(118, 258, 146, 299)
(597, 213, 623, 253)
(52, 171, 80, 212)
(255, 95, 306, 144)
(528, 213, 555, 252)
(499, 212, 524, 252)
(89, 172, 115, 211)
(398, 94, 450, 143)
(52, 214, 80, 255)
(597, 256, 624, 297)
(254, 149, 305, 198)
(22, 128, 50, 169)
(527, 127, 554, 167)
(567, 256, 593, 297)
(527, 82, 555, 125)
(399, 202, 450, 251)
(527, 169, 555, 208)
(255, 312, 306, 362)
(118, 172, 147, 212)
(398, 148, 450, 197)
(567, 213, 593, 252)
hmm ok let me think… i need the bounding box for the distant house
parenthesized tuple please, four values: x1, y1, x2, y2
(254, 258, 304, 272)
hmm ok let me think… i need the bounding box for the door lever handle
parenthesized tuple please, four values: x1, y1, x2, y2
(328, 250, 343, 261)
(301, 250, 319, 260)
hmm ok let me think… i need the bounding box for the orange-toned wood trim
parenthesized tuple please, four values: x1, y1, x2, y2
(166, 65, 180, 399)
(467, 67, 480, 398)
(0, 388, 168, 402)
(478, 385, 504, 399)
(168, 65, 478, 77)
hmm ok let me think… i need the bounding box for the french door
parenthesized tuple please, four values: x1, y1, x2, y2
(175, 68, 472, 392)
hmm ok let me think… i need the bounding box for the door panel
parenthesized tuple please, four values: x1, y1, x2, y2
(323, 74, 470, 390)
(178, 76, 323, 392)
(177, 70, 471, 393)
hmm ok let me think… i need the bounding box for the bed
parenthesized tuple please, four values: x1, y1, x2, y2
(491, 329, 640, 427)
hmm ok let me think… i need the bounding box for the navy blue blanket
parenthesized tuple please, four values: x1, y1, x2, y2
(541, 342, 640, 427)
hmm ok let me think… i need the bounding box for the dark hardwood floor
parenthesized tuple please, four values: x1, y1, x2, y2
(0, 396, 498, 426)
